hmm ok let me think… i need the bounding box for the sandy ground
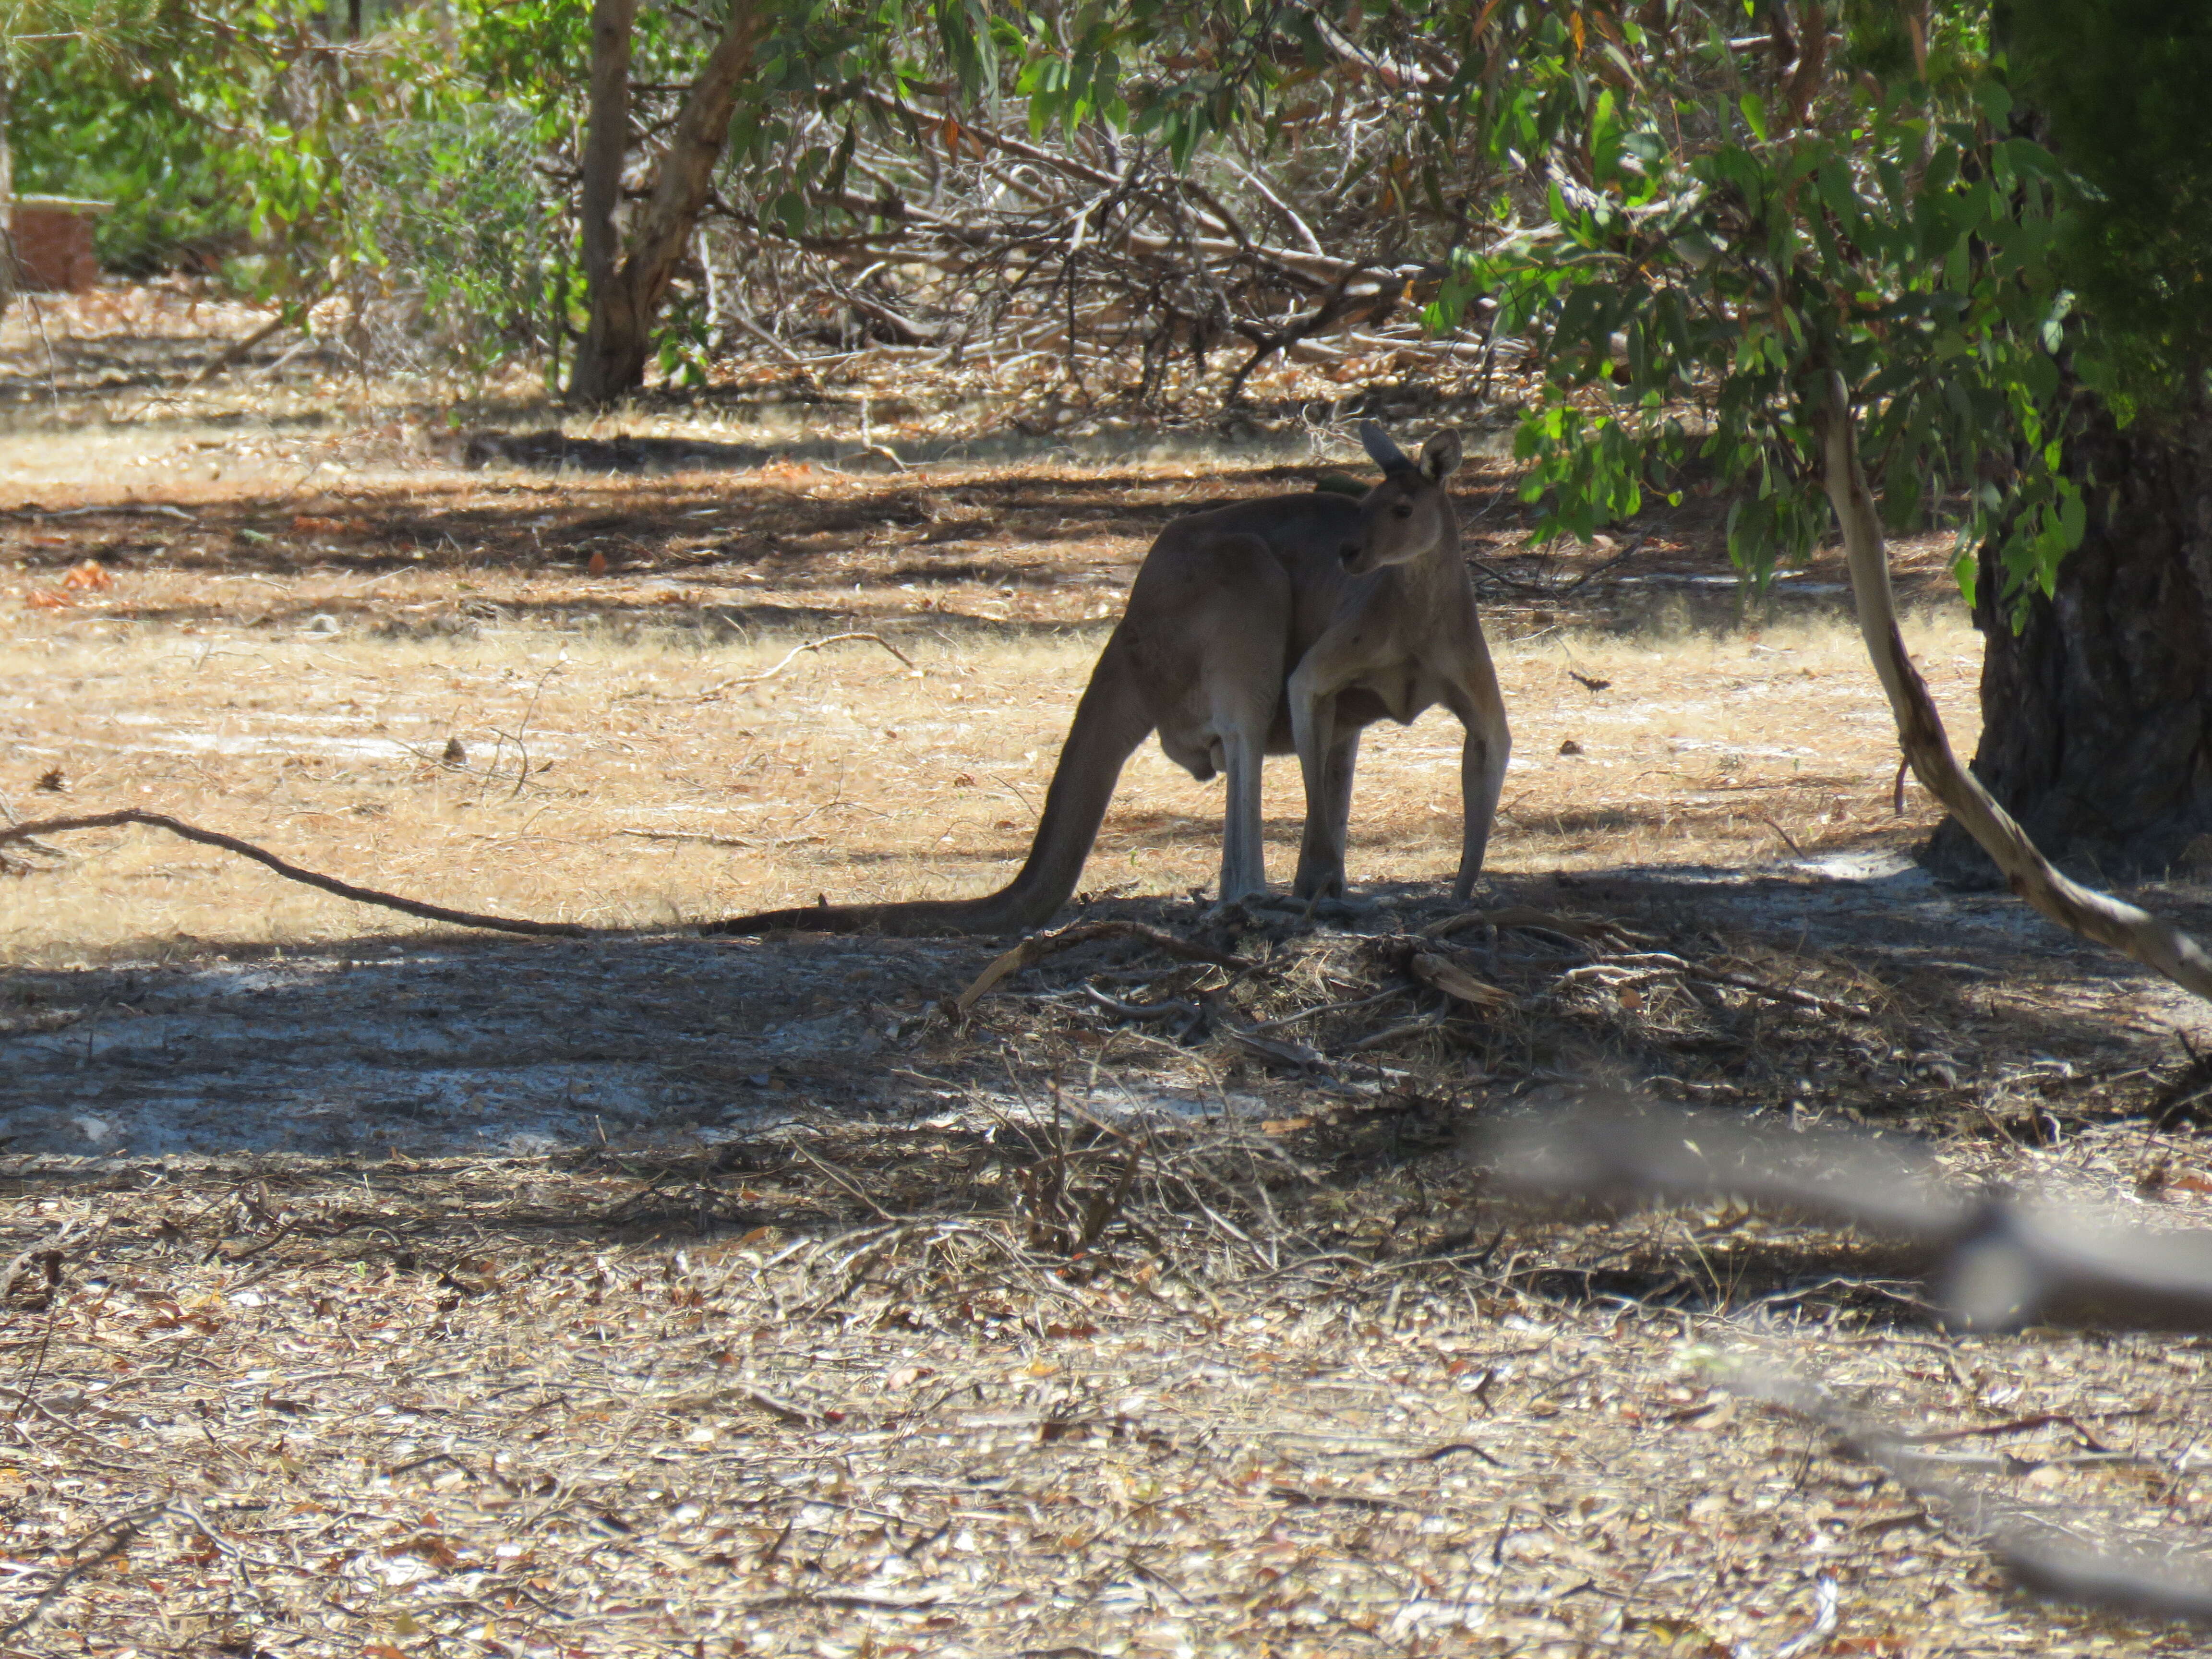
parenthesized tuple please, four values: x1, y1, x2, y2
(8, 286, 2212, 1659)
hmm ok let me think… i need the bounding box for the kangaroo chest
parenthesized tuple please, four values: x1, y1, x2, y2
(1340, 663, 1435, 726)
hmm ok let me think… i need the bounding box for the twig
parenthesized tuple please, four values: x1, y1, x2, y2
(1562, 950, 1870, 1020)
(2, 503, 198, 522)
(616, 829, 823, 848)
(1338, 1014, 1446, 1053)
(1082, 986, 1202, 1023)
(192, 287, 329, 383)
(955, 920, 1249, 1014)
(0, 811, 587, 937)
(0, 1503, 168, 1643)
(697, 632, 914, 700)
(1420, 905, 1651, 949)
(1758, 812, 1808, 857)
(1246, 986, 1403, 1031)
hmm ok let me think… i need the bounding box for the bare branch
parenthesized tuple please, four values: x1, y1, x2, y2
(0, 811, 588, 937)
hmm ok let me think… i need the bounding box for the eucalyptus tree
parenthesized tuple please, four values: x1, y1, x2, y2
(1922, 2, 2212, 885)
(1334, 0, 2212, 986)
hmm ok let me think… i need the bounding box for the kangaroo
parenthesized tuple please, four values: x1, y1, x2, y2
(706, 421, 1510, 936)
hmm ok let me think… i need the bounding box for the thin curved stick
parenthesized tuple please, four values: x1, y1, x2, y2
(1816, 372, 2212, 1001)
(0, 810, 587, 938)
(698, 631, 914, 700)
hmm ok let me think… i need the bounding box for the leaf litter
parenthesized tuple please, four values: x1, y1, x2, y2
(7, 288, 2212, 1655)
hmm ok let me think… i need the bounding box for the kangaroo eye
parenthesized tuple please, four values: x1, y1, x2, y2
(1392, 505, 1413, 518)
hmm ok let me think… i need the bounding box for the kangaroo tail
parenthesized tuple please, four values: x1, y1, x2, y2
(702, 638, 1154, 938)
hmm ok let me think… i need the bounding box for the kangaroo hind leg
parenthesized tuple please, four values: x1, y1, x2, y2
(1130, 530, 1290, 905)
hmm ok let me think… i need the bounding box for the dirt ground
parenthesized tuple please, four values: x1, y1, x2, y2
(7, 285, 2212, 1658)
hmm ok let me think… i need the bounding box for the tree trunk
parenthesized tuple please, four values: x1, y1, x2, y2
(567, 0, 765, 406)
(1926, 399, 2212, 883)
(572, 0, 638, 395)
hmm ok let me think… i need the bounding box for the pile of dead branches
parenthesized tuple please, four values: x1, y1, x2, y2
(692, 91, 1505, 405)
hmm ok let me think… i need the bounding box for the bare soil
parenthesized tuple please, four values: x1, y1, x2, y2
(6, 286, 2212, 1658)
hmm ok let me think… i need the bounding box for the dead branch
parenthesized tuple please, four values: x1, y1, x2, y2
(1484, 1098, 2212, 1330)
(697, 631, 915, 699)
(955, 919, 1250, 1014)
(1420, 905, 1652, 949)
(0, 811, 588, 938)
(1564, 950, 1873, 1020)
(1735, 1365, 2212, 1627)
(1818, 372, 2212, 1002)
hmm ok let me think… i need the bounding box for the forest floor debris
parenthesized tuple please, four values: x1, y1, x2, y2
(6, 286, 2212, 1655)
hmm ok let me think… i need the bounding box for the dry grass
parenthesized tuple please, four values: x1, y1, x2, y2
(1, 606, 1980, 965)
(11, 285, 2212, 1659)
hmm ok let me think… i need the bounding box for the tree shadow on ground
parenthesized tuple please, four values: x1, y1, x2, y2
(0, 861, 2190, 1172)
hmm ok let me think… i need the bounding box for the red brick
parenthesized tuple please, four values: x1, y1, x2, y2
(10, 198, 107, 292)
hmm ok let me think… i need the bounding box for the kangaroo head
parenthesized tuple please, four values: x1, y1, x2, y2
(1342, 421, 1463, 575)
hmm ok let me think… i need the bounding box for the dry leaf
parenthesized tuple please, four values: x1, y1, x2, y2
(61, 559, 112, 590)
(588, 549, 609, 575)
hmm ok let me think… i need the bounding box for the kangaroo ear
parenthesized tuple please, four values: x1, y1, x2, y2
(1359, 420, 1411, 473)
(1420, 430, 1464, 481)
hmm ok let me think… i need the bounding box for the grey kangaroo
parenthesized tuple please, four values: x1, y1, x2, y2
(708, 421, 1510, 936)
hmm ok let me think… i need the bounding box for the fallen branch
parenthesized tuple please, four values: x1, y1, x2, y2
(0, 811, 588, 938)
(1737, 1363, 2212, 1628)
(1817, 372, 2212, 1002)
(1419, 905, 1651, 950)
(955, 919, 1248, 1015)
(697, 632, 915, 700)
(1563, 950, 1873, 1021)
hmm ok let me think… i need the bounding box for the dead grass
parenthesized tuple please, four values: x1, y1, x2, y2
(8, 285, 2211, 1659)
(0, 605, 1981, 965)
(7, 1105, 2212, 1658)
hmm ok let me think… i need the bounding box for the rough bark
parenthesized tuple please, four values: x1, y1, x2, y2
(1925, 399, 2212, 882)
(568, 0, 766, 405)
(577, 0, 636, 305)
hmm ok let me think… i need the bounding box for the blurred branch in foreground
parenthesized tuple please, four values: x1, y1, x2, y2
(1479, 1097, 2212, 1627)
(1482, 1098, 2212, 1334)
